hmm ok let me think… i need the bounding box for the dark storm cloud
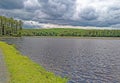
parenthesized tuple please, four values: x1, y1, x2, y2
(36, 0, 75, 20)
(79, 7, 98, 20)
(0, 0, 24, 9)
(0, 9, 34, 20)
(1, 0, 120, 28)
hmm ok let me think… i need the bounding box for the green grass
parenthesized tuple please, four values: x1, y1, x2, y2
(0, 41, 68, 83)
(22, 28, 120, 37)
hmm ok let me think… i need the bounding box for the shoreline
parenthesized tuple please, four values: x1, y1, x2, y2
(0, 36, 120, 40)
(0, 41, 67, 83)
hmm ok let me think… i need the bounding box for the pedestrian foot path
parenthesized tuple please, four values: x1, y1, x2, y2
(0, 49, 9, 83)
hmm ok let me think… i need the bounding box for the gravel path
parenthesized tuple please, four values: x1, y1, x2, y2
(0, 49, 9, 83)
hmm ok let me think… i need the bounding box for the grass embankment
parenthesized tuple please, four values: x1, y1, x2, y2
(0, 41, 67, 83)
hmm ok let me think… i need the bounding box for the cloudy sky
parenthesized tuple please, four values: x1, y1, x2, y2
(0, 0, 120, 29)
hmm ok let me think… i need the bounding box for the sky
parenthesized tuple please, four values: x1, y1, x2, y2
(0, 0, 120, 29)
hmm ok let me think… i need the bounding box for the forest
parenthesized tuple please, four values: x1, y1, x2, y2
(22, 28, 120, 37)
(0, 16, 23, 36)
(1, 16, 120, 37)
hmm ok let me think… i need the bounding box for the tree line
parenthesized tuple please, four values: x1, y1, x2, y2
(0, 16, 23, 36)
(22, 28, 120, 37)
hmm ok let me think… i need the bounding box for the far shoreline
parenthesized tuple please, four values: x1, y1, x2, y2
(1, 36, 120, 40)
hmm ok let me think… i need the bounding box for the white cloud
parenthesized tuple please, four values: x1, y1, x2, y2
(24, 0, 41, 9)
(24, 20, 42, 28)
(34, 10, 50, 19)
(73, 0, 120, 21)
(24, 20, 118, 29)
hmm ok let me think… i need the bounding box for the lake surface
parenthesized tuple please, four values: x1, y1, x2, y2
(1, 37, 120, 83)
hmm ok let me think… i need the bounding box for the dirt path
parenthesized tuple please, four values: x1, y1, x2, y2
(0, 49, 9, 83)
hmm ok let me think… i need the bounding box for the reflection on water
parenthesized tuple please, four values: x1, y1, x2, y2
(1, 37, 120, 83)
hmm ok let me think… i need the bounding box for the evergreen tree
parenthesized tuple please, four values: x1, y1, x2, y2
(0, 16, 23, 36)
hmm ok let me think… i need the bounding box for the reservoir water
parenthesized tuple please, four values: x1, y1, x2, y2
(1, 37, 120, 83)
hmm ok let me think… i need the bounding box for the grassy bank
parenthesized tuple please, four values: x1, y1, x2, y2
(0, 41, 67, 83)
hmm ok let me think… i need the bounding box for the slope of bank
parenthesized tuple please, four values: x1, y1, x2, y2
(0, 49, 9, 83)
(0, 41, 67, 83)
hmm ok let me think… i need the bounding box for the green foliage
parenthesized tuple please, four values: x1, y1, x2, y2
(0, 16, 23, 37)
(22, 28, 120, 37)
(0, 41, 67, 83)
